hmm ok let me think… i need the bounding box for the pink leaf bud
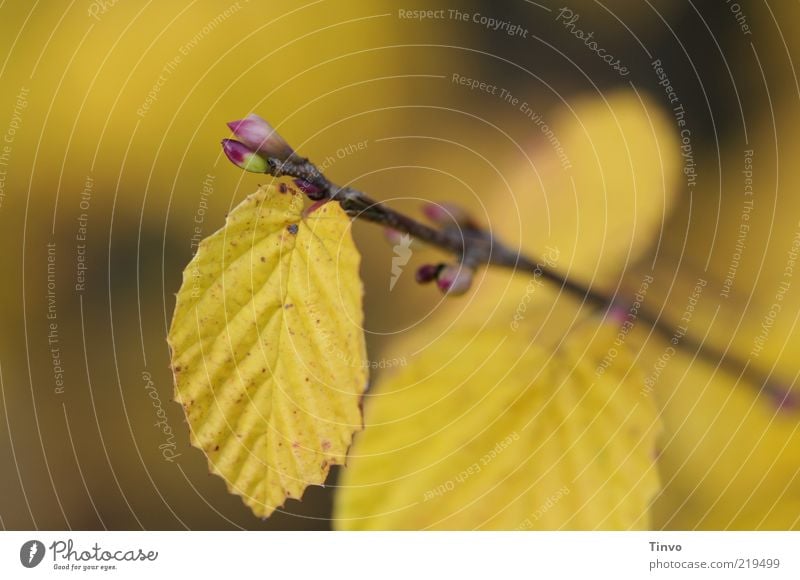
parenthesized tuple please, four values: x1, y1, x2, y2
(227, 114, 295, 161)
(384, 228, 404, 245)
(221, 139, 269, 173)
(415, 264, 441, 284)
(436, 264, 474, 296)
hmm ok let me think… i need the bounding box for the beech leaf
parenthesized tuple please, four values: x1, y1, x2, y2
(168, 184, 367, 517)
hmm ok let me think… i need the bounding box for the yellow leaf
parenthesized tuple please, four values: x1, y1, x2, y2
(334, 306, 661, 530)
(494, 89, 680, 286)
(168, 184, 367, 518)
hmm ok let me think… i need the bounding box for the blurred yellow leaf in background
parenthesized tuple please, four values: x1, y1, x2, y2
(169, 184, 366, 517)
(335, 310, 661, 530)
(493, 89, 680, 287)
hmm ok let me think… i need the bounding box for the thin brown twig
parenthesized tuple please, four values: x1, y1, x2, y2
(267, 156, 781, 393)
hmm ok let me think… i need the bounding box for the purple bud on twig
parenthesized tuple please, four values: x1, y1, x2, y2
(415, 264, 441, 284)
(227, 113, 296, 162)
(436, 264, 474, 295)
(384, 228, 404, 245)
(221, 139, 269, 173)
(763, 383, 799, 412)
(293, 179, 323, 196)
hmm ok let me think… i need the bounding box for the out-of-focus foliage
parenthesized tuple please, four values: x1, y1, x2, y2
(336, 303, 660, 530)
(493, 90, 680, 287)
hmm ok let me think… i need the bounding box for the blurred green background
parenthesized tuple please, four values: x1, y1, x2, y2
(1, 0, 799, 529)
